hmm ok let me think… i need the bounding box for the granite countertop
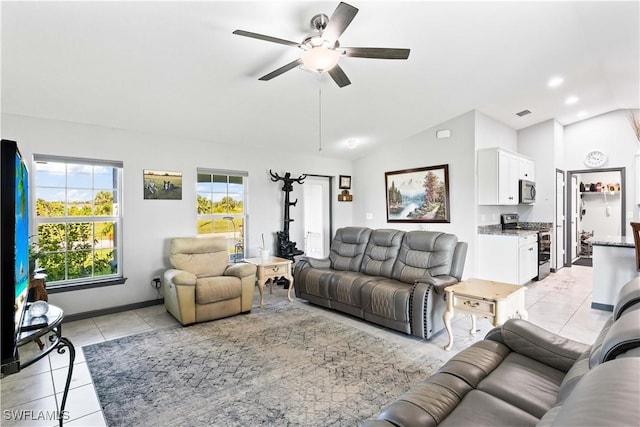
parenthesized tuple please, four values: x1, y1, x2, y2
(587, 235, 635, 248)
(478, 222, 552, 237)
(479, 229, 539, 237)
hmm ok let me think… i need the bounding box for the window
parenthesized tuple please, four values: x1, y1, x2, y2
(196, 169, 247, 262)
(33, 155, 124, 289)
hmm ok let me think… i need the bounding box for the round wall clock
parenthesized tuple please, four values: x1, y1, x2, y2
(584, 150, 607, 168)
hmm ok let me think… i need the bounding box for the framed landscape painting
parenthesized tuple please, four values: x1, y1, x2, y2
(143, 169, 182, 200)
(385, 164, 450, 223)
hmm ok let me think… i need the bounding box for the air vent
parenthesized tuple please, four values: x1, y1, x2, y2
(516, 110, 532, 117)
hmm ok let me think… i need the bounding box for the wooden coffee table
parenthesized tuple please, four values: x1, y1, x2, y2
(243, 256, 294, 308)
(443, 278, 527, 351)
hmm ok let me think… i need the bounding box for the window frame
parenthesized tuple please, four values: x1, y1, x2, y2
(32, 154, 125, 292)
(196, 168, 248, 262)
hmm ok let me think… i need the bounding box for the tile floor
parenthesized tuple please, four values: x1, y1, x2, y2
(1, 265, 610, 426)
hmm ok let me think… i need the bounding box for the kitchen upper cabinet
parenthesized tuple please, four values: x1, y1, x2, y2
(478, 147, 535, 205)
(519, 157, 535, 181)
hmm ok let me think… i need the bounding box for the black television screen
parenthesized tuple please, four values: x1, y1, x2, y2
(1, 139, 30, 375)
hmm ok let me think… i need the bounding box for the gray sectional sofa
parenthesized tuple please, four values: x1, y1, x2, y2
(293, 227, 468, 339)
(364, 277, 640, 427)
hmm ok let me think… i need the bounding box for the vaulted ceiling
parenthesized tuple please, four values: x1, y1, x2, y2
(2, 1, 639, 159)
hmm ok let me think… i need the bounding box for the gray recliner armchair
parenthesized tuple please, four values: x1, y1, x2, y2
(164, 237, 257, 325)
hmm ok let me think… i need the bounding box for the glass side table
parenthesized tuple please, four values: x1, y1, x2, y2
(17, 304, 75, 427)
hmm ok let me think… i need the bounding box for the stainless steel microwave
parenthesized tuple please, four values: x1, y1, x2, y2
(519, 179, 536, 204)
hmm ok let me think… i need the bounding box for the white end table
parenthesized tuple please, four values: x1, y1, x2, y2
(243, 256, 294, 308)
(443, 278, 527, 351)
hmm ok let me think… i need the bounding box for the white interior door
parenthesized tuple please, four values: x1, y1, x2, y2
(555, 171, 565, 270)
(302, 176, 330, 258)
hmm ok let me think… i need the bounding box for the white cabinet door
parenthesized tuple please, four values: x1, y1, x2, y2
(519, 157, 535, 181)
(478, 234, 519, 283)
(477, 148, 500, 205)
(498, 150, 519, 205)
(518, 242, 538, 284)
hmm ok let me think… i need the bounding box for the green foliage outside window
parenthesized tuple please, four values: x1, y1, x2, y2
(34, 159, 120, 284)
(35, 221, 113, 282)
(196, 195, 243, 215)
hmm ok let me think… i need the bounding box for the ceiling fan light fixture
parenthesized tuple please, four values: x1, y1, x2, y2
(301, 46, 340, 73)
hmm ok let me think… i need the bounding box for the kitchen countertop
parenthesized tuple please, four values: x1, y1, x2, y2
(479, 229, 539, 237)
(587, 235, 635, 248)
(478, 222, 552, 237)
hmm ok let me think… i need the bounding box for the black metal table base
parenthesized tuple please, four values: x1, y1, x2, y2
(53, 336, 75, 426)
(15, 305, 75, 427)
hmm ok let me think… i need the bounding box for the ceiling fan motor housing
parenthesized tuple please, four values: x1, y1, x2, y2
(311, 13, 329, 31)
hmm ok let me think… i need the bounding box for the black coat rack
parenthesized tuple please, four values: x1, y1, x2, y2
(269, 170, 306, 266)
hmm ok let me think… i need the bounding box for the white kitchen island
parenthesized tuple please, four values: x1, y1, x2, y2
(587, 235, 639, 311)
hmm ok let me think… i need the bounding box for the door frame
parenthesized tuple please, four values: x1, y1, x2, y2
(571, 174, 579, 261)
(566, 167, 626, 267)
(554, 168, 566, 271)
(303, 173, 334, 253)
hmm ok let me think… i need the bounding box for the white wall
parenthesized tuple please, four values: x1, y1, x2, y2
(475, 111, 526, 225)
(563, 109, 638, 235)
(352, 110, 478, 278)
(518, 119, 558, 222)
(3, 113, 353, 315)
(553, 120, 565, 170)
(475, 111, 518, 152)
(9, 108, 636, 315)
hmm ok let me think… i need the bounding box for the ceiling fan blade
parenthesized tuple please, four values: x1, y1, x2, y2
(328, 64, 351, 88)
(259, 59, 304, 81)
(233, 30, 300, 47)
(322, 2, 359, 45)
(342, 47, 410, 60)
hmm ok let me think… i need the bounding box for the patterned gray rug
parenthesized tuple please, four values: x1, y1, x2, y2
(83, 301, 443, 426)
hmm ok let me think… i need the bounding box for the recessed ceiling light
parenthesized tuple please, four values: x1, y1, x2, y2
(577, 111, 588, 118)
(548, 76, 564, 88)
(345, 139, 358, 149)
(565, 96, 579, 105)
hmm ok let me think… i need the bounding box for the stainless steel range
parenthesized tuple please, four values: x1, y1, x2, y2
(537, 230, 551, 280)
(501, 214, 551, 281)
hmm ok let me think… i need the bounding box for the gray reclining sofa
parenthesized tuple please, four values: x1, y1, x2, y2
(364, 277, 640, 427)
(293, 227, 468, 339)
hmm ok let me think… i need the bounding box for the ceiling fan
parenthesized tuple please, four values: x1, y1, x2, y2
(232, 2, 410, 88)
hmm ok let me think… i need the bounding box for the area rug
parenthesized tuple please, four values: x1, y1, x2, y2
(83, 301, 443, 426)
(573, 257, 593, 267)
